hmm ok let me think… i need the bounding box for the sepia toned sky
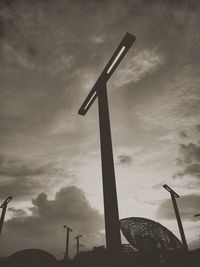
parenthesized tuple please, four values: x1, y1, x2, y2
(0, 0, 200, 258)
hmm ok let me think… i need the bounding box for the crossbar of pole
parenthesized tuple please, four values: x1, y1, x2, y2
(78, 33, 135, 116)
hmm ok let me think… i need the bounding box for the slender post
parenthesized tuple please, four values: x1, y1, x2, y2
(63, 225, 72, 259)
(0, 196, 13, 237)
(98, 84, 121, 254)
(163, 185, 188, 252)
(78, 33, 135, 256)
(75, 235, 82, 256)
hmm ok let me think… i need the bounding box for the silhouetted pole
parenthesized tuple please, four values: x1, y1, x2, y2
(0, 196, 13, 237)
(74, 235, 82, 256)
(78, 32, 135, 256)
(163, 185, 188, 252)
(194, 214, 200, 217)
(63, 225, 72, 259)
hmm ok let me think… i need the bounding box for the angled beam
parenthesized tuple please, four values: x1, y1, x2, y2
(163, 184, 180, 198)
(78, 32, 135, 115)
(194, 214, 200, 217)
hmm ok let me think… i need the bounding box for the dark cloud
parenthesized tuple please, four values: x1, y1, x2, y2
(179, 130, 188, 138)
(196, 125, 200, 132)
(179, 163, 200, 179)
(174, 141, 200, 179)
(0, 155, 66, 200)
(117, 155, 132, 165)
(178, 143, 200, 165)
(1, 186, 104, 258)
(157, 194, 200, 221)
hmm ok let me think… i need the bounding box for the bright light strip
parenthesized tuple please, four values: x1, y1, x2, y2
(107, 46, 126, 74)
(84, 91, 97, 110)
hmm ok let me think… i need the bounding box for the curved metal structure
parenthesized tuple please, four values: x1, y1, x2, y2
(120, 217, 184, 252)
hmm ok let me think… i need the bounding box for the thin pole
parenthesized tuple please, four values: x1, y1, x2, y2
(66, 229, 69, 258)
(170, 193, 188, 252)
(75, 235, 82, 257)
(63, 225, 72, 259)
(0, 197, 12, 238)
(98, 84, 121, 255)
(0, 205, 7, 236)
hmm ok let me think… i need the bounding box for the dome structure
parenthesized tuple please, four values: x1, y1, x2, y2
(120, 217, 183, 253)
(5, 249, 57, 267)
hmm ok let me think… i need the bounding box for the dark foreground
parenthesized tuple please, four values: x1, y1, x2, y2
(0, 248, 199, 267)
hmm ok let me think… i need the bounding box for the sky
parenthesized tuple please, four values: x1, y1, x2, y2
(0, 0, 200, 259)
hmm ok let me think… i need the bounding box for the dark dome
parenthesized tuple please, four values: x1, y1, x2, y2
(120, 217, 183, 252)
(6, 249, 57, 267)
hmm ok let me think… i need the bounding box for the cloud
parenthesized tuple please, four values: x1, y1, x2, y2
(117, 155, 132, 165)
(179, 163, 200, 179)
(178, 143, 200, 165)
(1, 186, 104, 258)
(114, 48, 165, 86)
(179, 131, 188, 139)
(0, 155, 68, 200)
(157, 194, 200, 221)
(174, 141, 200, 180)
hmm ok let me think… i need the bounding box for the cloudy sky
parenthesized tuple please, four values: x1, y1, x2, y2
(0, 0, 200, 259)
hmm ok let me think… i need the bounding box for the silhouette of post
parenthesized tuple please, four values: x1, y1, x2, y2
(78, 32, 135, 256)
(0, 196, 13, 237)
(163, 184, 188, 252)
(74, 235, 82, 256)
(63, 225, 72, 259)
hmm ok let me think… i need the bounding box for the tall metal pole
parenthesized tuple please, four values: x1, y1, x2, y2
(78, 33, 135, 256)
(63, 225, 72, 259)
(75, 235, 82, 257)
(0, 196, 13, 237)
(163, 185, 188, 252)
(98, 84, 121, 254)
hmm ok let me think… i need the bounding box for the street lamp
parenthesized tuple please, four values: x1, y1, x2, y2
(74, 235, 82, 257)
(63, 225, 72, 260)
(78, 32, 135, 256)
(0, 196, 13, 237)
(163, 184, 188, 252)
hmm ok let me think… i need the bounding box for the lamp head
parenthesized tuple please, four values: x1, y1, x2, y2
(163, 184, 180, 198)
(63, 225, 72, 231)
(1, 196, 13, 208)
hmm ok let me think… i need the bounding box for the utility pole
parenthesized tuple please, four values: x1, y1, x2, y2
(163, 184, 188, 252)
(0, 196, 13, 237)
(74, 235, 82, 257)
(78, 32, 135, 256)
(63, 225, 72, 260)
